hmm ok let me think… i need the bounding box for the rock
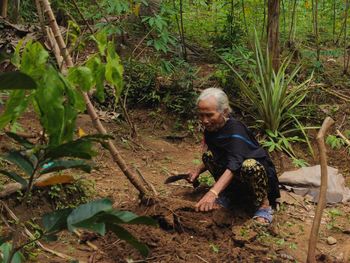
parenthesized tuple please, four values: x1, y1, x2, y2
(327, 236, 337, 245)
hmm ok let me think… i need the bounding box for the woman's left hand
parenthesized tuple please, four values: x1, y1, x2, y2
(195, 191, 219, 212)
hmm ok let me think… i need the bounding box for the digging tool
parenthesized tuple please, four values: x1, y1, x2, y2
(164, 174, 200, 188)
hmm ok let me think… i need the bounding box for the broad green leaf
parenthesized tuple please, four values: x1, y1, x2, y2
(42, 208, 73, 233)
(20, 42, 49, 78)
(67, 199, 113, 232)
(93, 30, 108, 56)
(68, 66, 94, 92)
(40, 160, 92, 175)
(0, 169, 28, 187)
(44, 140, 95, 160)
(34, 66, 66, 146)
(105, 42, 124, 100)
(0, 242, 23, 263)
(57, 73, 79, 142)
(2, 151, 34, 176)
(72, 219, 106, 235)
(5, 132, 34, 149)
(57, 72, 86, 113)
(44, 134, 112, 160)
(0, 72, 37, 90)
(105, 211, 157, 225)
(86, 56, 106, 102)
(11, 40, 24, 67)
(108, 224, 149, 257)
(0, 90, 32, 129)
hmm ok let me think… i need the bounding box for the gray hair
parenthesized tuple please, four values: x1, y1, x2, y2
(197, 88, 232, 113)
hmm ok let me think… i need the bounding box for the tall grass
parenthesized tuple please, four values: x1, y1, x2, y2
(224, 31, 315, 160)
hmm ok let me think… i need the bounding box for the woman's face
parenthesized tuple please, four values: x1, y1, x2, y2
(197, 96, 226, 132)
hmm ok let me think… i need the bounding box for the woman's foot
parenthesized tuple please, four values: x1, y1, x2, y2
(253, 206, 273, 225)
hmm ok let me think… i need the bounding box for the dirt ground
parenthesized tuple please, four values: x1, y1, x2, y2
(1, 106, 349, 263)
(1, 26, 350, 261)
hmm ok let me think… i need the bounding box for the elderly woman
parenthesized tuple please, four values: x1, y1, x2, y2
(188, 88, 280, 224)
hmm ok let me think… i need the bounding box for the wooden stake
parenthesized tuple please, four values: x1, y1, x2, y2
(307, 117, 335, 263)
(39, 0, 150, 198)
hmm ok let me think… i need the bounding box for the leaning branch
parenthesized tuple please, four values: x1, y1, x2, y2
(39, 0, 150, 198)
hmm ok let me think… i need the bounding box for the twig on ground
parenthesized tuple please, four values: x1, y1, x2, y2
(0, 201, 83, 262)
(336, 129, 350, 147)
(195, 254, 210, 263)
(318, 86, 350, 102)
(285, 191, 310, 212)
(135, 167, 158, 196)
(73, 229, 104, 254)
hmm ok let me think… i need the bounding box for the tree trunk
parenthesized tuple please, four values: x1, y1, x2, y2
(344, 0, 349, 74)
(333, 0, 336, 43)
(288, 0, 297, 42)
(281, 0, 286, 38)
(0, 0, 8, 18)
(267, 0, 280, 72)
(39, 0, 150, 198)
(230, 0, 234, 43)
(261, 0, 267, 40)
(241, 0, 248, 34)
(179, 0, 187, 60)
(13, 0, 20, 22)
(312, 0, 320, 61)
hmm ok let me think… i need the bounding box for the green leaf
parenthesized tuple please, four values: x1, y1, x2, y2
(108, 224, 149, 257)
(0, 169, 28, 187)
(44, 134, 112, 160)
(20, 42, 49, 78)
(0, 90, 31, 129)
(86, 56, 106, 102)
(67, 199, 113, 232)
(0, 71, 37, 90)
(72, 219, 106, 235)
(44, 140, 94, 160)
(105, 42, 124, 100)
(34, 66, 66, 146)
(5, 132, 34, 149)
(2, 151, 34, 176)
(93, 30, 108, 56)
(0, 242, 23, 263)
(68, 66, 94, 92)
(102, 211, 157, 225)
(42, 208, 73, 233)
(40, 160, 92, 175)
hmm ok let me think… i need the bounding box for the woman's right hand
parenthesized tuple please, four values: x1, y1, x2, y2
(187, 168, 201, 183)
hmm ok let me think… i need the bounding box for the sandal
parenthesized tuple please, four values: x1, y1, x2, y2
(253, 207, 273, 225)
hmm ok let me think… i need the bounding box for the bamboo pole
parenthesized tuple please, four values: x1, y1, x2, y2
(307, 117, 335, 263)
(39, 0, 150, 198)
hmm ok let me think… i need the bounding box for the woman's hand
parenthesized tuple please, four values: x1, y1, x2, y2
(195, 190, 219, 212)
(187, 168, 200, 183)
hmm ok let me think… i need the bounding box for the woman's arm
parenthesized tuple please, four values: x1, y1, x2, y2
(195, 169, 234, 212)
